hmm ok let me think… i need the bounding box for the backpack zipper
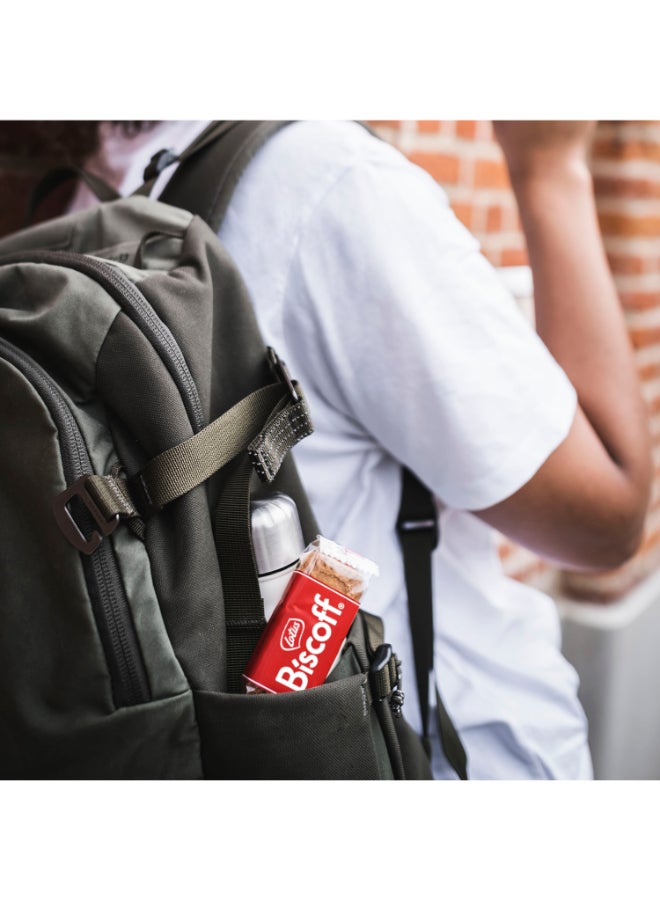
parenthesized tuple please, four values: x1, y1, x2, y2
(0, 336, 151, 708)
(0, 251, 205, 432)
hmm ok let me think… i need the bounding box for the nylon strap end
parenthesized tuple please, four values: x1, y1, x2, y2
(247, 390, 313, 483)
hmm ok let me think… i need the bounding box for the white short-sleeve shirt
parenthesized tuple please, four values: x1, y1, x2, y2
(70, 120, 592, 779)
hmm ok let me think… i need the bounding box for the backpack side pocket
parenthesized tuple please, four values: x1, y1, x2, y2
(194, 668, 394, 780)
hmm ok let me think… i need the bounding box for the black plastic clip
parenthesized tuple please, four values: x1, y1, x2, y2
(369, 643, 405, 717)
(267, 346, 300, 403)
(53, 475, 120, 555)
(143, 147, 179, 182)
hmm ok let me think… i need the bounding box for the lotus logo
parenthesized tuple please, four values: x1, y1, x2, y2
(280, 618, 304, 651)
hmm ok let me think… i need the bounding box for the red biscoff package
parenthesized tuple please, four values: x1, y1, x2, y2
(243, 536, 379, 694)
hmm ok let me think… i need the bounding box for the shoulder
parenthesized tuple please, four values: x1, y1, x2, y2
(229, 120, 454, 232)
(249, 120, 411, 182)
(221, 119, 472, 336)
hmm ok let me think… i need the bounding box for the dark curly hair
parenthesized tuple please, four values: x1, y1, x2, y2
(0, 121, 159, 166)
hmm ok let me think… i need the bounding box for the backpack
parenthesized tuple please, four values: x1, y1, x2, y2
(0, 120, 467, 779)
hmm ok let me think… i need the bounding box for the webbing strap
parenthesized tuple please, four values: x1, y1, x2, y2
(370, 652, 402, 703)
(85, 381, 312, 522)
(397, 467, 437, 751)
(213, 453, 263, 692)
(397, 467, 469, 780)
(359, 609, 386, 654)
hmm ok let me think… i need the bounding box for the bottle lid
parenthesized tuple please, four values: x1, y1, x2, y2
(250, 493, 305, 576)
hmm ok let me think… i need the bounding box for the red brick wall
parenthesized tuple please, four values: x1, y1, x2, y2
(369, 120, 660, 603)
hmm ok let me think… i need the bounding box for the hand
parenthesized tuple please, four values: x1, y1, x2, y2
(493, 121, 597, 182)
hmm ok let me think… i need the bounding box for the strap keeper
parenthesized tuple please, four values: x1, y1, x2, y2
(267, 346, 300, 403)
(126, 472, 162, 518)
(369, 644, 405, 717)
(143, 147, 179, 182)
(396, 515, 439, 550)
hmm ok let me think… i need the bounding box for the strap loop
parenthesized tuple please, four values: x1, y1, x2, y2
(247, 395, 313, 483)
(369, 644, 405, 717)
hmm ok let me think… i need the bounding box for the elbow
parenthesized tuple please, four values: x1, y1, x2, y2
(575, 463, 653, 572)
(574, 506, 648, 573)
(595, 526, 644, 571)
(598, 471, 653, 569)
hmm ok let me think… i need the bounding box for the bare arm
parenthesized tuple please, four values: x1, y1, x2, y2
(475, 122, 652, 571)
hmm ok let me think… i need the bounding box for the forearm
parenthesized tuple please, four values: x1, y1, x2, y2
(511, 162, 651, 500)
(476, 122, 652, 569)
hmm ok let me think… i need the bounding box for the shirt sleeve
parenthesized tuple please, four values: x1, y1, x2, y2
(281, 151, 577, 511)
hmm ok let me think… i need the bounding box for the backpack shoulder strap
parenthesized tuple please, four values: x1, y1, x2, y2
(155, 120, 290, 233)
(397, 467, 469, 780)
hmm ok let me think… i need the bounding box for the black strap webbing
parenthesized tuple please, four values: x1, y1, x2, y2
(397, 467, 469, 780)
(213, 452, 263, 692)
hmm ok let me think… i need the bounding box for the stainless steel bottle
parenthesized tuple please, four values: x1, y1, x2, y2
(250, 493, 306, 620)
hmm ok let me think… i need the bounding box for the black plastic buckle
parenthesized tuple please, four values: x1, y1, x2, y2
(53, 476, 120, 555)
(143, 147, 179, 182)
(267, 346, 300, 403)
(369, 643, 405, 717)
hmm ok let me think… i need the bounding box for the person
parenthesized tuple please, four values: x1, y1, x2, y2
(55, 120, 653, 777)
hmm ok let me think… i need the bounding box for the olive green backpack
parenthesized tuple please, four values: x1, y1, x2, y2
(0, 121, 467, 779)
